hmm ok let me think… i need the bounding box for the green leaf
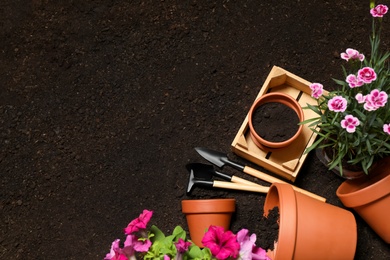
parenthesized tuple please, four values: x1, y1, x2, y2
(185, 246, 212, 260)
(150, 225, 166, 242)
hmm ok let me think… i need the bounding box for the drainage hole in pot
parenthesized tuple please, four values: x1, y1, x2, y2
(252, 102, 299, 142)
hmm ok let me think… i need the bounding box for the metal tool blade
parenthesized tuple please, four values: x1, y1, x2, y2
(194, 147, 245, 171)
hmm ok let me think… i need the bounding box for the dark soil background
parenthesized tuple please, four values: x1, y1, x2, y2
(1, 0, 389, 259)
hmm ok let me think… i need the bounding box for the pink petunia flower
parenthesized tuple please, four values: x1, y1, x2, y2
(328, 96, 347, 112)
(175, 238, 192, 254)
(370, 4, 388, 17)
(357, 67, 377, 84)
(340, 48, 365, 61)
(202, 226, 240, 260)
(346, 74, 364, 88)
(133, 237, 152, 252)
(122, 235, 137, 256)
(364, 89, 388, 111)
(355, 93, 366, 104)
(383, 123, 390, 135)
(341, 115, 360, 133)
(310, 83, 324, 99)
(236, 229, 271, 260)
(124, 210, 153, 235)
(105, 238, 134, 260)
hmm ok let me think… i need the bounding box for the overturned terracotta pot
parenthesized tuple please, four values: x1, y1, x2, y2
(248, 92, 304, 149)
(264, 183, 357, 260)
(181, 198, 235, 247)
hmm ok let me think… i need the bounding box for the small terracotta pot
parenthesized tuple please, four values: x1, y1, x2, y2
(248, 92, 304, 149)
(264, 183, 357, 260)
(336, 157, 390, 243)
(181, 198, 235, 247)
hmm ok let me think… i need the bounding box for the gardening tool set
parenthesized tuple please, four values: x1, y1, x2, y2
(186, 147, 326, 202)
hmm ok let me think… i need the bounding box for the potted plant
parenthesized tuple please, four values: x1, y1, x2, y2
(104, 209, 271, 260)
(301, 2, 390, 178)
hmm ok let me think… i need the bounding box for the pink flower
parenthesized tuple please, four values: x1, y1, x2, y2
(341, 115, 360, 133)
(328, 96, 347, 112)
(370, 4, 388, 17)
(105, 237, 134, 260)
(236, 229, 271, 260)
(164, 256, 170, 260)
(355, 93, 366, 103)
(340, 48, 365, 61)
(124, 210, 153, 235)
(122, 235, 137, 256)
(310, 83, 324, 99)
(133, 237, 152, 252)
(201, 226, 240, 260)
(357, 67, 377, 84)
(364, 89, 388, 111)
(383, 124, 390, 135)
(175, 238, 192, 254)
(346, 74, 364, 88)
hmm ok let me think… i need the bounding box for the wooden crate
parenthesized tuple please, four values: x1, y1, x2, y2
(231, 66, 320, 182)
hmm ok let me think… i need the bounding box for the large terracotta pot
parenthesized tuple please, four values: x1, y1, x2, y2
(336, 157, 390, 243)
(181, 198, 235, 247)
(248, 92, 304, 149)
(264, 183, 357, 260)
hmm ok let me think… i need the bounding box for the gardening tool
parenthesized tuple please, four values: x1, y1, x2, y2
(186, 162, 261, 187)
(194, 147, 326, 202)
(186, 167, 269, 194)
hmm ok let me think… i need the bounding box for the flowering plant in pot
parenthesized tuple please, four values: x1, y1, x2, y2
(302, 2, 390, 177)
(104, 209, 271, 260)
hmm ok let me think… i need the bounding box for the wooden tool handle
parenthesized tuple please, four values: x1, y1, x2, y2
(231, 175, 262, 187)
(213, 180, 269, 193)
(244, 166, 326, 202)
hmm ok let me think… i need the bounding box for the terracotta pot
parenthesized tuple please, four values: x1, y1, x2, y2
(181, 198, 235, 247)
(336, 157, 390, 243)
(248, 92, 304, 149)
(264, 183, 357, 260)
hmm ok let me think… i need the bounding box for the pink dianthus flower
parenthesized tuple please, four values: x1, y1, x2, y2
(358, 67, 377, 84)
(383, 123, 390, 135)
(341, 115, 360, 133)
(309, 83, 324, 99)
(328, 96, 347, 112)
(355, 93, 366, 104)
(370, 4, 388, 17)
(364, 89, 388, 111)
(346, 74, 364, 88)
(340, 48, 365, 61)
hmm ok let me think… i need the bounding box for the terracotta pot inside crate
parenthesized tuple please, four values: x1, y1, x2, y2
(248, 92, 304, 149)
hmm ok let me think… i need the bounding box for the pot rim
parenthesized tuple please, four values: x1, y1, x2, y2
(264, 183, 297, 259)
(248, 92, 304, 149)
(181, 198, 236, 213)
(336, 165, 390, 207)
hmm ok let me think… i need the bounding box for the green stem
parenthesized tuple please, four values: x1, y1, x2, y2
(370, 0, 375, 9)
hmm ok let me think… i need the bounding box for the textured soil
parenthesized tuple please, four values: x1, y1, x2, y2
(1, 0, 390, 259)
(252, 102, 299, 142)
